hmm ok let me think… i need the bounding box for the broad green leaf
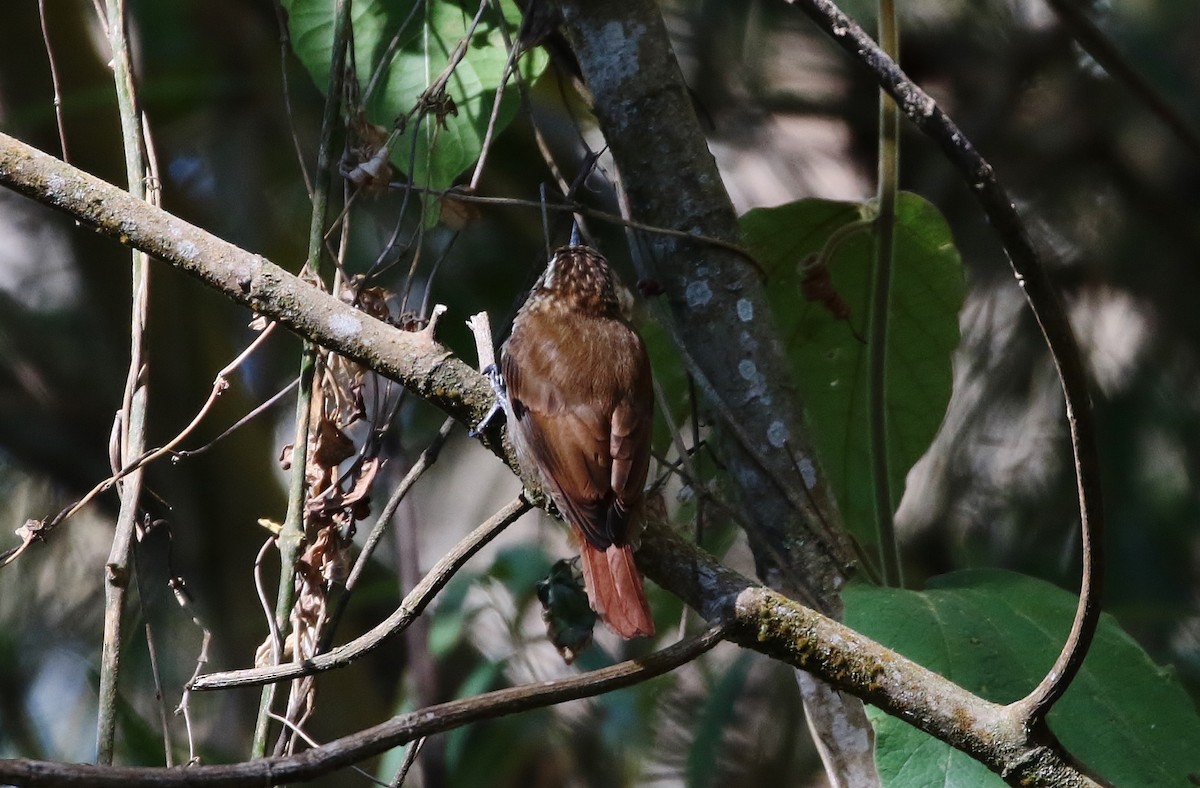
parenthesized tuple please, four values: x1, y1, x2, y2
(844, 569, 1200, 786)
(282, 0, 546, 220)
(740, 195, 964, 543)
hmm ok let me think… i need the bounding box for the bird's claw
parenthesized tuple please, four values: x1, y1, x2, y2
(469, 364, 507, 437)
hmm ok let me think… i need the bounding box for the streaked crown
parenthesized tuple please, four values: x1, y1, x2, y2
(530, 246, 621, 316)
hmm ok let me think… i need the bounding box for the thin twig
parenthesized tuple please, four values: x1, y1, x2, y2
(361, 0, 426, 105)
(266, 714, 390, 787)
(388, 737, 424, 788)
(190, 497, 530, 692)
(175, 375, 299, 460)
(467, 2, 523, 191)
(170, 571, 212, 767)
(466, 312, 496, 372)
(436, 188, 762, 268)
(131, 540, 174, 766)
(36, 0, 69, 161)
(788, 0, 1104, 727)
(271, 0, 314, 197)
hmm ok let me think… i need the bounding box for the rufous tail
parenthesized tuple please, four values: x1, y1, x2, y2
(578, 540, 655, 638)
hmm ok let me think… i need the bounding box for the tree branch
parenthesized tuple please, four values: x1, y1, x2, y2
(634, 519, 1104, 787)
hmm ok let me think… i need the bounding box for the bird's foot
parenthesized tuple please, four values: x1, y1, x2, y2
(469, 364, 507, 437)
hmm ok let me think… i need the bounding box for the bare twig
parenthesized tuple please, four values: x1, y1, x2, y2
(191, 497, 530, 691)
(466, 312, 496, 373)
(131, 543, 174, 766)
(170, 572, 213, 766)
(438, 189, 760, 265)
(388, 737, 424, 788)
(787, 0, 1105, 731)
(467, 5, 523, 191)
(254, 537, 284, 668)
(36, 0, 69, 161)
(175, 376, 299, 459)
(270, 1, 314, 196)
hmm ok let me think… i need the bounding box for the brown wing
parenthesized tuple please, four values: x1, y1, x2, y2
(605, 341, 653, 541)
(501, 310, 652, 550)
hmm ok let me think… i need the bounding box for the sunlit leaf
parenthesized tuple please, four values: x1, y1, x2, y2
(282, 0, 547, 221)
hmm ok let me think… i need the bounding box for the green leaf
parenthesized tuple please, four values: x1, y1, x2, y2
(740, 194, 965, 543)
(844, 569, 1200, 786)
(282, 0, 546, 219)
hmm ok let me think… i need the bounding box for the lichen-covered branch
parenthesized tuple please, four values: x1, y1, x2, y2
(632, 520, 1102, 787)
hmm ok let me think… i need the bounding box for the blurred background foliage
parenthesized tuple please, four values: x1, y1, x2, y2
(0, 0, 1197, 785)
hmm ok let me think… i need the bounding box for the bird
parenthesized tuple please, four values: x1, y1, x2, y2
(498, 243, 655, 638)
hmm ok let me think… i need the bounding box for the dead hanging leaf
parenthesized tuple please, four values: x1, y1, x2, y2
(304, 456, 380, 521)
(310, 417, 355, 473)
(349, 383, 367, 424)
(322, 352, 368, 425)
(304, 524, 352, 586)
(341, 456, 379, 513)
